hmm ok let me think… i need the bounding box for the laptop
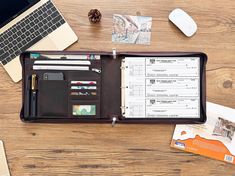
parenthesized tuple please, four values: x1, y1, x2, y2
(0, 0, 78, 82)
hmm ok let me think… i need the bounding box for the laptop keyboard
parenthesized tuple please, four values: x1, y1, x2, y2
(0, 1, 65, 65)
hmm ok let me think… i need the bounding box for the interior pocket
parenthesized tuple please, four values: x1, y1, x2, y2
(68, 70, 101, 103)
(38, 80, 68, 117)
(68, 100, 100, 118)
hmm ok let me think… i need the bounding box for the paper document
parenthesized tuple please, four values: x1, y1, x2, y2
(171, 102, 235, 164)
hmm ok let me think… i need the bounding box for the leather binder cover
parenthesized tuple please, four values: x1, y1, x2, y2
(20, 51, 207, 124)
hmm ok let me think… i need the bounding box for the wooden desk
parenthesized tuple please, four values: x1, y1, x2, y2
(0, 0, 235, 175)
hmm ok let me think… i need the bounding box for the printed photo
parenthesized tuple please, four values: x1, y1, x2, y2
(212, 117, 235, 141)
(112, 14, 152, 45)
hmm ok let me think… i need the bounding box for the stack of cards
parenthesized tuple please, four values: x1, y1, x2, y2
(70, 81, 97, 96)
(70, 80, 98, 116)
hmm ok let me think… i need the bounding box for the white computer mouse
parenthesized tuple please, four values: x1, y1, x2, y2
(169, 8, 197, 37)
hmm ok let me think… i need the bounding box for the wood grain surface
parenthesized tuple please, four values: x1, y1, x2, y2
(0, 0, 235, 175)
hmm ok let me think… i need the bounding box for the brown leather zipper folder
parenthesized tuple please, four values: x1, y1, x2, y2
(20, 51, 207, 124)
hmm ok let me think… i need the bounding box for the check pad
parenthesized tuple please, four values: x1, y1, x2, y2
(122, 57, 201, 118)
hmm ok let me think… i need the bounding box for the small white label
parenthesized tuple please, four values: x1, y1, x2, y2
(224, 154, 234, 163)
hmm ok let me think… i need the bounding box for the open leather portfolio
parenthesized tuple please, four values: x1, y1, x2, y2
(20, 51, 207, 124)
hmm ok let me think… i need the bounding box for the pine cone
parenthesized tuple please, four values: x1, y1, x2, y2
(88, 9, 102, 23)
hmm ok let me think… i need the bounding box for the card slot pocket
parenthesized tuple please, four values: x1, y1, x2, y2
(68, 100, 100, 118)
(70, 86, 97, 92)
(69, 81, 100, 89)
(69, 77, 100, 87)
(70, 83, 98, 87)
(69, 77, 101, 101)
(38, 80, 68, 117)
(70, 89, 98, 100)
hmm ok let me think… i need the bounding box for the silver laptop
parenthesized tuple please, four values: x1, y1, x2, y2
(0, 0, 78, 82)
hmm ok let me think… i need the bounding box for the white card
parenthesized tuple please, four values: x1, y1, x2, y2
(34, 60, 91, 65)
(33, 65, 89, 71)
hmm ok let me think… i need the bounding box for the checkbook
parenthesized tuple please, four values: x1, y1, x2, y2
(20, 51, 207, 124)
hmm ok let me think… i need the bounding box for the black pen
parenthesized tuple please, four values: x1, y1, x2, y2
(30, 74, 38, 117)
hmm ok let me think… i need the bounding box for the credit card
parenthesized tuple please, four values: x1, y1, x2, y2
(71, 92, 97, 96)
(71, 86, 97, 90)
(73, 105, 96, 116)
(71, 81, 97, 85)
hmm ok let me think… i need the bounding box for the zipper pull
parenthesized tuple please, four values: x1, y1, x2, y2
(112, 117, 117, 127)
(92, 68, 101, 73)
(112, 48, 117, 59)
